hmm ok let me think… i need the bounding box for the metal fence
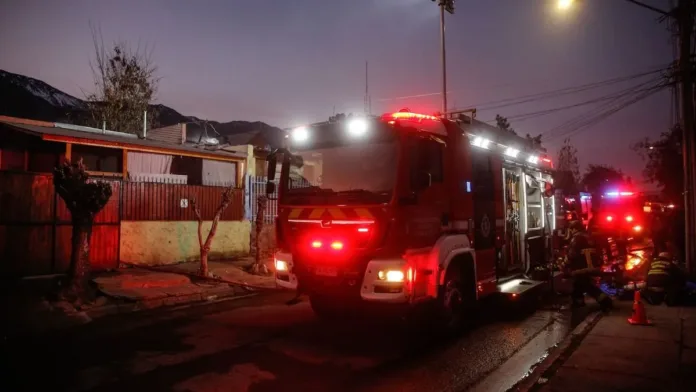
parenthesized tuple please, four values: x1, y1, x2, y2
(121, 180, 244, 221)
(247, 175, 277, 223)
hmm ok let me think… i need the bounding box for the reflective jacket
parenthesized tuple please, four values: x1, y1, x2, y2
(646, 258, 676, 289)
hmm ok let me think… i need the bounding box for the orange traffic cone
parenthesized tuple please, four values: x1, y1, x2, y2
(627, 290, 652, 326)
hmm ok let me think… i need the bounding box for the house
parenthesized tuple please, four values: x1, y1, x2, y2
(0, 115, 252, 278)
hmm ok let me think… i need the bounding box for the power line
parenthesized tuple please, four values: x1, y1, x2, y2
(479, 73, 666, 126)
(540, 78, 667, 139)
(373, 63, 669, 105)
(485, 77, 664, 123)
(545, 83, 669, 144)
(461, 65, 670, 113)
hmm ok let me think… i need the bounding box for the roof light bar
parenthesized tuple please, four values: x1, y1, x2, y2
(389, 111, 440, 122)
(347, 117, 368, 137)
(472, 136, 490, 149)
(291, 127, 309, 143)
(504, 147, 520, 158)
(527, 155, 539, 164)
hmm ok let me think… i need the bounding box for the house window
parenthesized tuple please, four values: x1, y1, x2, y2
(72, 145, 122, 173)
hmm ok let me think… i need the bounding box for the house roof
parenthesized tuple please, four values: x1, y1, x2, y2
(0, 116, 246, 162)
(219, 131, 261, 146)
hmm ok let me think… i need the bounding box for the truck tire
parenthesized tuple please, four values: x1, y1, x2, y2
(309, 294, 341, 319)
(439, 272, 465, 331)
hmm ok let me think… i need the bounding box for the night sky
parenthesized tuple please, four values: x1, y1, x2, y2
(0, 0, 675, 187)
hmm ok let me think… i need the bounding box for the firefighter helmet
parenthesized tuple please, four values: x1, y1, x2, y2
(658, 251, 672, 260)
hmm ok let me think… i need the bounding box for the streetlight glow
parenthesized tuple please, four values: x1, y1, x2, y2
(557, 0, 574, 10)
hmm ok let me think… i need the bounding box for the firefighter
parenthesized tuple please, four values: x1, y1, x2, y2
(587, 208, 611, 263)
(562, 220, 613, 310)
(644, 252, 683, 306)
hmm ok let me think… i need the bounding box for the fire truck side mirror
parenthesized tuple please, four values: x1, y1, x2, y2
(265, 152, 277, 195)
(265, 182, 276, 195)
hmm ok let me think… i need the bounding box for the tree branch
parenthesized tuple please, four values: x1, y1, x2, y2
(191, 199, 204, 249)
(203, 187, 234, 250)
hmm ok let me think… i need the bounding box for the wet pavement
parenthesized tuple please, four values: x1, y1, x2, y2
(2, 291, 595, 392)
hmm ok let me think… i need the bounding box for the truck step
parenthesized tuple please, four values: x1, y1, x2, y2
(497, 278, 545, 296)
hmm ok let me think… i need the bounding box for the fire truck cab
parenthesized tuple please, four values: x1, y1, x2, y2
(266, 110, 555, 326)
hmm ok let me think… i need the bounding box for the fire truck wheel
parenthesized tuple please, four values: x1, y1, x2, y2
(309, 294, 342, 319)
(440, 274, 465, 330)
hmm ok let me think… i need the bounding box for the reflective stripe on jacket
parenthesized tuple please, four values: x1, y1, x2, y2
(648, 259, 671, 276)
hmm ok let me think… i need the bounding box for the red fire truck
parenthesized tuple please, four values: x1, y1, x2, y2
(265, 110, 556, 327)
(592, 189, 646, 241)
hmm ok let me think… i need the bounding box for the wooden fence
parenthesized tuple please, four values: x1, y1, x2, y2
(0, 171, 244, 278)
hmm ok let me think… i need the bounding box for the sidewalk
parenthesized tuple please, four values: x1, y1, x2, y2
(1, 258, 277, 339)
(530, 300, 696, 392)
(150, 257, 277, 290)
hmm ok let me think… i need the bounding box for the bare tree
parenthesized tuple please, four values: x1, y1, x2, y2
(191, 187, 235, 277)
(250, 195, 270, 275)
(86, 24, 159, 135)
(53, 159, 112, 302)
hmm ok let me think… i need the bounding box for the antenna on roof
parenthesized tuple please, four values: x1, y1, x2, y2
(364, 61, 372, 115)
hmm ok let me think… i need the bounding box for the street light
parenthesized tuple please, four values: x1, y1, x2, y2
(432, 0, 455, 116)
(557, 0, 574, 11)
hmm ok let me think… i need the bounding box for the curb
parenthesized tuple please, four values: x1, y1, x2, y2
(511, 310, 604, 392)
(85, 285, 246, 319)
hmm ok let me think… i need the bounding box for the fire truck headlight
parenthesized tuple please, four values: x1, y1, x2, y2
(633, 225, 642, 233)
(291, 127, 309, 143)
(527, 155, 539, 164)
(347, 118, 368, 137)
(378, 270, 405, 282)
(275, 259, 289, 272)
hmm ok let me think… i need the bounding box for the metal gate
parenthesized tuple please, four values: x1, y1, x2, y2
(247, 175, 278, 223)
(0, 171, 121, 278)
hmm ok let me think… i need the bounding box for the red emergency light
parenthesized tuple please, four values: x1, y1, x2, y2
(330, 241, 344, 250)
(387, 111, 440, 122)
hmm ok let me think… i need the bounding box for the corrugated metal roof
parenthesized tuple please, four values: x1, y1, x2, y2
(0, 120, 246, 160)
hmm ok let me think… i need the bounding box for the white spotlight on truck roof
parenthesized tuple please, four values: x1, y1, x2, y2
(347, 117, 368, 137)
(527, 155, 539, 164)
(504, 147, 520, 158)
(291, 126, 309, 143)
(472, 136, 490, 149)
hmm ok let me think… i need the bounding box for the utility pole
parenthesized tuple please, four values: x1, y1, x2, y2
(364, 61, 372, 115)
(433, 0, 455, 116)
(677, 0, 695, 273)
(621, 0, 695, 272)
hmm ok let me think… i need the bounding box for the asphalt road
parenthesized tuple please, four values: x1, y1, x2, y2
(2, 290, 595, 392)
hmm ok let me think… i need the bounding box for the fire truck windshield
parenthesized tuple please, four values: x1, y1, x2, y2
(283, 120, 398, 205)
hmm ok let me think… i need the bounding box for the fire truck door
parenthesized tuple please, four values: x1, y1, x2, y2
(470, 149, 496, 282)
(401, 136, 447, 249)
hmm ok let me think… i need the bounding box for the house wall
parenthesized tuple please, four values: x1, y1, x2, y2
(147, 123, 186, 145)
(119, 220, 251, 265)
(0, 126, 65, 172)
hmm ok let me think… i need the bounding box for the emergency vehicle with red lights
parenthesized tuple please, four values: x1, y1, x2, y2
(593, 189, 646, 241)
(265, 109, 556, 326)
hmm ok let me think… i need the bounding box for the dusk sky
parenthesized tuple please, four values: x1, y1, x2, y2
(0, 0, 676, 188)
